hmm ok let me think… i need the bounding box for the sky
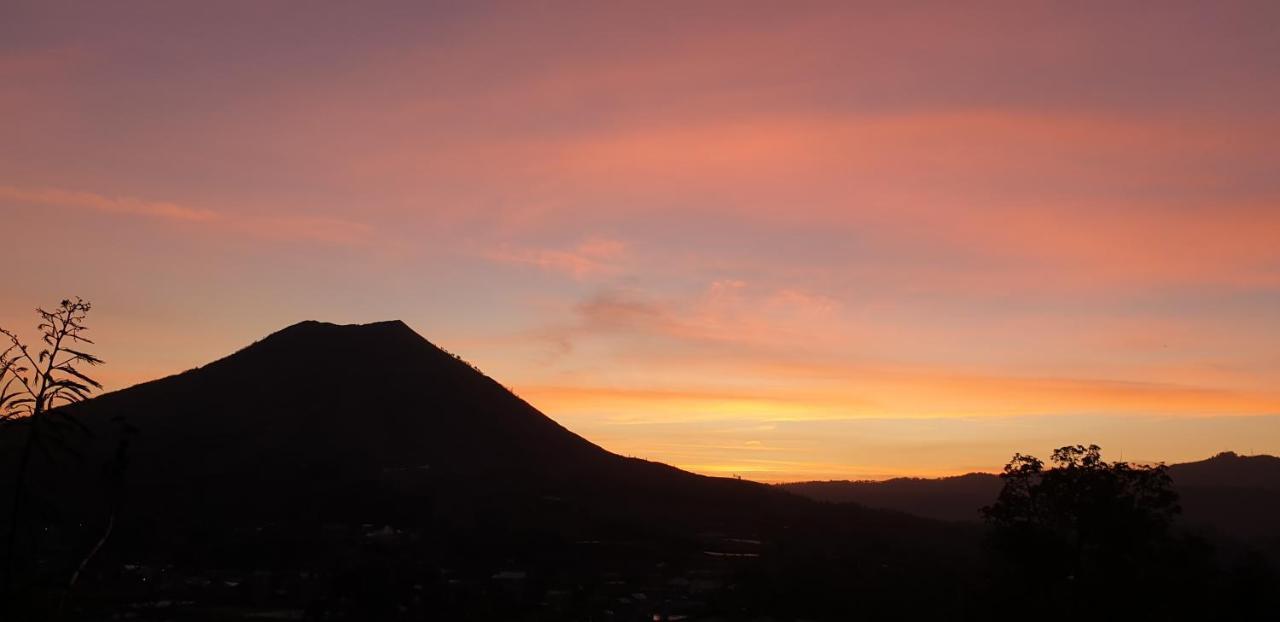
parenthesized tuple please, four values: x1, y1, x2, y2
(3, 1, 1279, 481)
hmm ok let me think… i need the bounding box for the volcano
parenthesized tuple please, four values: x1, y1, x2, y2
(20, 320, 827, 534)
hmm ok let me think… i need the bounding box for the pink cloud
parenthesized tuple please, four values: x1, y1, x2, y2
(0, 185, 218, 222)
(485, 237, 627, 279)
(0, 185, 374, 246)
(556, 280, 848, 357)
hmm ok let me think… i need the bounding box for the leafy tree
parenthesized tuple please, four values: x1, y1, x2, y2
(1, 298, 103, 599)
(983, 444, 1180, 539)
(981, 444, 1192, 614)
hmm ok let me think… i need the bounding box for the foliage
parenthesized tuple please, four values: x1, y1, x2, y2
(981, 444, 1196, 615)
(983, 444, 1180, 541)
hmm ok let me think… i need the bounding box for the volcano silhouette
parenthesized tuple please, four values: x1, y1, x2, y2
(34, 320, 822, 537)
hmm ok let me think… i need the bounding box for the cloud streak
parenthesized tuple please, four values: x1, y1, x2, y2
(0, 185, 217, 222)
(484, 237, 627, 279)
(0, 185, 374, 245)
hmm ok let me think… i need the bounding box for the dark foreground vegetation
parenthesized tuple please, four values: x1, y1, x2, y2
(2, 302, 1277, 620)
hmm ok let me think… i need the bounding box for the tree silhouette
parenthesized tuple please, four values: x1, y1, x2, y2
(1, 298, 103, 600)
(981, 444, 1189, 614)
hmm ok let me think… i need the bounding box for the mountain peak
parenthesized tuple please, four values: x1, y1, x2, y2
(248, 319, 429, 355)
(78, 316, 623, 489)
(272, 319, 416, 337)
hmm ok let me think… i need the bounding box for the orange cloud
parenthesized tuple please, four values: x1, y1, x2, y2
(522, 362, 1280, 425)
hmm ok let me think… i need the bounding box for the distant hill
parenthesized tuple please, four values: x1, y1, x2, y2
(780, 452, 1280, 539)
(1168, 451, 1280, 490)
(782, 473, 1003, 522)
(1167, 452, 1280, 540)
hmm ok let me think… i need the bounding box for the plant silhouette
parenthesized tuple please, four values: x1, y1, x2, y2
(1, 298, 104, 607)
(981, 444, 1203, 615)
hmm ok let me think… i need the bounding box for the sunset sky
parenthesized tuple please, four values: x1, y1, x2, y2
(4, 1, 1279, 481)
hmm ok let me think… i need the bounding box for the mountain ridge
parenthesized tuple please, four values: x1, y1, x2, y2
(780, 451, 1280, 538)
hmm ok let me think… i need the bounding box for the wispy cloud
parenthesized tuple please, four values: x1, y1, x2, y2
(485, 236, 627, 279)
(0, 185, 374, 245)
(0, 185, 218, 222)
(567, 280, 844, 350)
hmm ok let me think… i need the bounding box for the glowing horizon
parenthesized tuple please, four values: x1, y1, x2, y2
(4, 2, 1279, 481)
